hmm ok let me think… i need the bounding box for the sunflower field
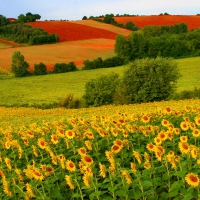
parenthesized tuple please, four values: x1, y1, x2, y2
(0, 99, 200, 200)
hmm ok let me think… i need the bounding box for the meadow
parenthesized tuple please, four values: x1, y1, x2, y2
(0, 56, 200, 108)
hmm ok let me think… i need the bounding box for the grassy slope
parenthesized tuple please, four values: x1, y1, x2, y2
(0, 57, 199, 107)
(0, 42, 12, 48)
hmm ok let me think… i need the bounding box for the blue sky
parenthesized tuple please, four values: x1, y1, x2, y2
(0, 0, 199, 21)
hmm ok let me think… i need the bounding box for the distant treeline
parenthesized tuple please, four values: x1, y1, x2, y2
(83, 14, 140, 31)
(115, 23, 200, 59)
(0, 13, 59, 45)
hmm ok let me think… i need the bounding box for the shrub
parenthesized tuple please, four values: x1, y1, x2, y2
(53, 62, 77, 73)
(82, 73, 120, 107)
(60, 94, 84, 109)
(11, 51, 30, 77)
(119, 57, 181, 103)
(34, 62, 47, 75)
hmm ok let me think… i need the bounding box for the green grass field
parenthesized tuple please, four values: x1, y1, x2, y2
(0, 56, 199, 107)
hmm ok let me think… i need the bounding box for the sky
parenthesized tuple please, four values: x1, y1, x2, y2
(0, 0, 199, 21)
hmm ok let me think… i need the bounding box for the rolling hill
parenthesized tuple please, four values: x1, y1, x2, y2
(0, 15, 200, 71)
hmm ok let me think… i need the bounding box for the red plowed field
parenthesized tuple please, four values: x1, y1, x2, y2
(27, 21, 118, 42)
(114, 15, 200, 30)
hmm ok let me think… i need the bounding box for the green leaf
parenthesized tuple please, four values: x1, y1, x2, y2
(168, 188, 179, 198)
(89, 191, 102, 200)
(170, 180, 183, 191)
(142, 180, 153, 189)
(161, 192, 169, 200)
(174, 170, 187, 178)
(72, 193, 81, 198)
(182, 193, 195, 200)
(108, 185, 118, 193)
(116, 189, 127, 198)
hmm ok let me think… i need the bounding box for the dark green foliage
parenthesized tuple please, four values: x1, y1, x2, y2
(82, 16, 88, 20)
(119, 57, 181, 103)
(83, 73, 120, 107)
(114, 24, 199, 60)
(82, 56, 125, 70)
(171, 87, 200, 100)
(0, 15, 10, 26)
(103, 14, 115, 24)
(53, 62, 77, 73)
(34, 62, 47, 75)
(11, 51, 30, 77)
(0, 23, 59, 45)
(60, 94, 83, 109)
(125, 21, 139, 31)
(17, 12, 41, 23)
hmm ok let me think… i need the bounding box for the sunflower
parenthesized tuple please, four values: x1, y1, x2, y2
(78, 147, 87, 156)
(4, 157, 12, 170)
(65, 130, 75, 139)
(66, 160, 76, 172)
(51, 134, 59, 144)
(189, 122, 196, 130)
(111, 144, 122, 154)
(130, 162, 137, 173)
(65, 175, 74, 190)
(173, 128, 180, 135)
(180, 121, 189, 131)
(81, 155, 94, 166)
(105, 151, 115, 164)
(180, 136, 188, 143)
(99, 163, 106, 178)
(56, 128, 65, 138)
(30, 145, 38, 158)
(133, 151, 142, 164)
(154, 150, 162, 162)
(85, 141, 92, 151)
(146, 143, 155, 152)
(26, 183, 35, 198)
(192, 129, 200, 137)
(111, 127, 118, 137)
(144, 161, 152, 170)
(178, 142, 190, 154)
(37, 138, 47, 149)
(158, 131, 167, 141)
(83, 166, 93, 177)
(86, 132, 94, 140)
(120, 170, 132, 184)
(109, 163, 116, 174)
(123, 139, 129, 150)
(154, 137, 162, 145)
(185, 173, 200, 187)
(161, 119, 169, 127)
(194, 116, 200, 126)
(166, 131, 173, 141)
(32, 169, 44, 181)
(83, 174, 90, 188)
(141, 115, 150, 123)
(191, 148, 198, 159)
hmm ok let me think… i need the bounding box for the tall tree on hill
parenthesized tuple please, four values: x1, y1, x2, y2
(11, 51, 29, 77)
(0, 15, 10, 26)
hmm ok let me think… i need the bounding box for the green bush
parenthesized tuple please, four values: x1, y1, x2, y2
(34, 62, 47, 75)
(53, 62, 77, 73)
(60, 94, 84, 109)
(11, 51, 30, 77)
(83, 73, 120, 107)
(119, 57, 181, 103)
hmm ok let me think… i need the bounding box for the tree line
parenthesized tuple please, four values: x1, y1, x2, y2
(115, 23, 200, 60)
(0, 13, 59, 45)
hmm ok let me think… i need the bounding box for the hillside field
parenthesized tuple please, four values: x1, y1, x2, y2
(0, 56, 199, 107)
(114, 15, 200, 30)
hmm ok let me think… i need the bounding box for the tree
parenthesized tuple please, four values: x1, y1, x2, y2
(125, 21, 139, 31)
(11, 51, 29, 77)
(83, 73, 120, 107)
(34, 62, 47, 75)
(0, 15, 10, 26)
(119, 57, 181, 103)
(82, 16, 87, 20)
(114, 35, 131, 59)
